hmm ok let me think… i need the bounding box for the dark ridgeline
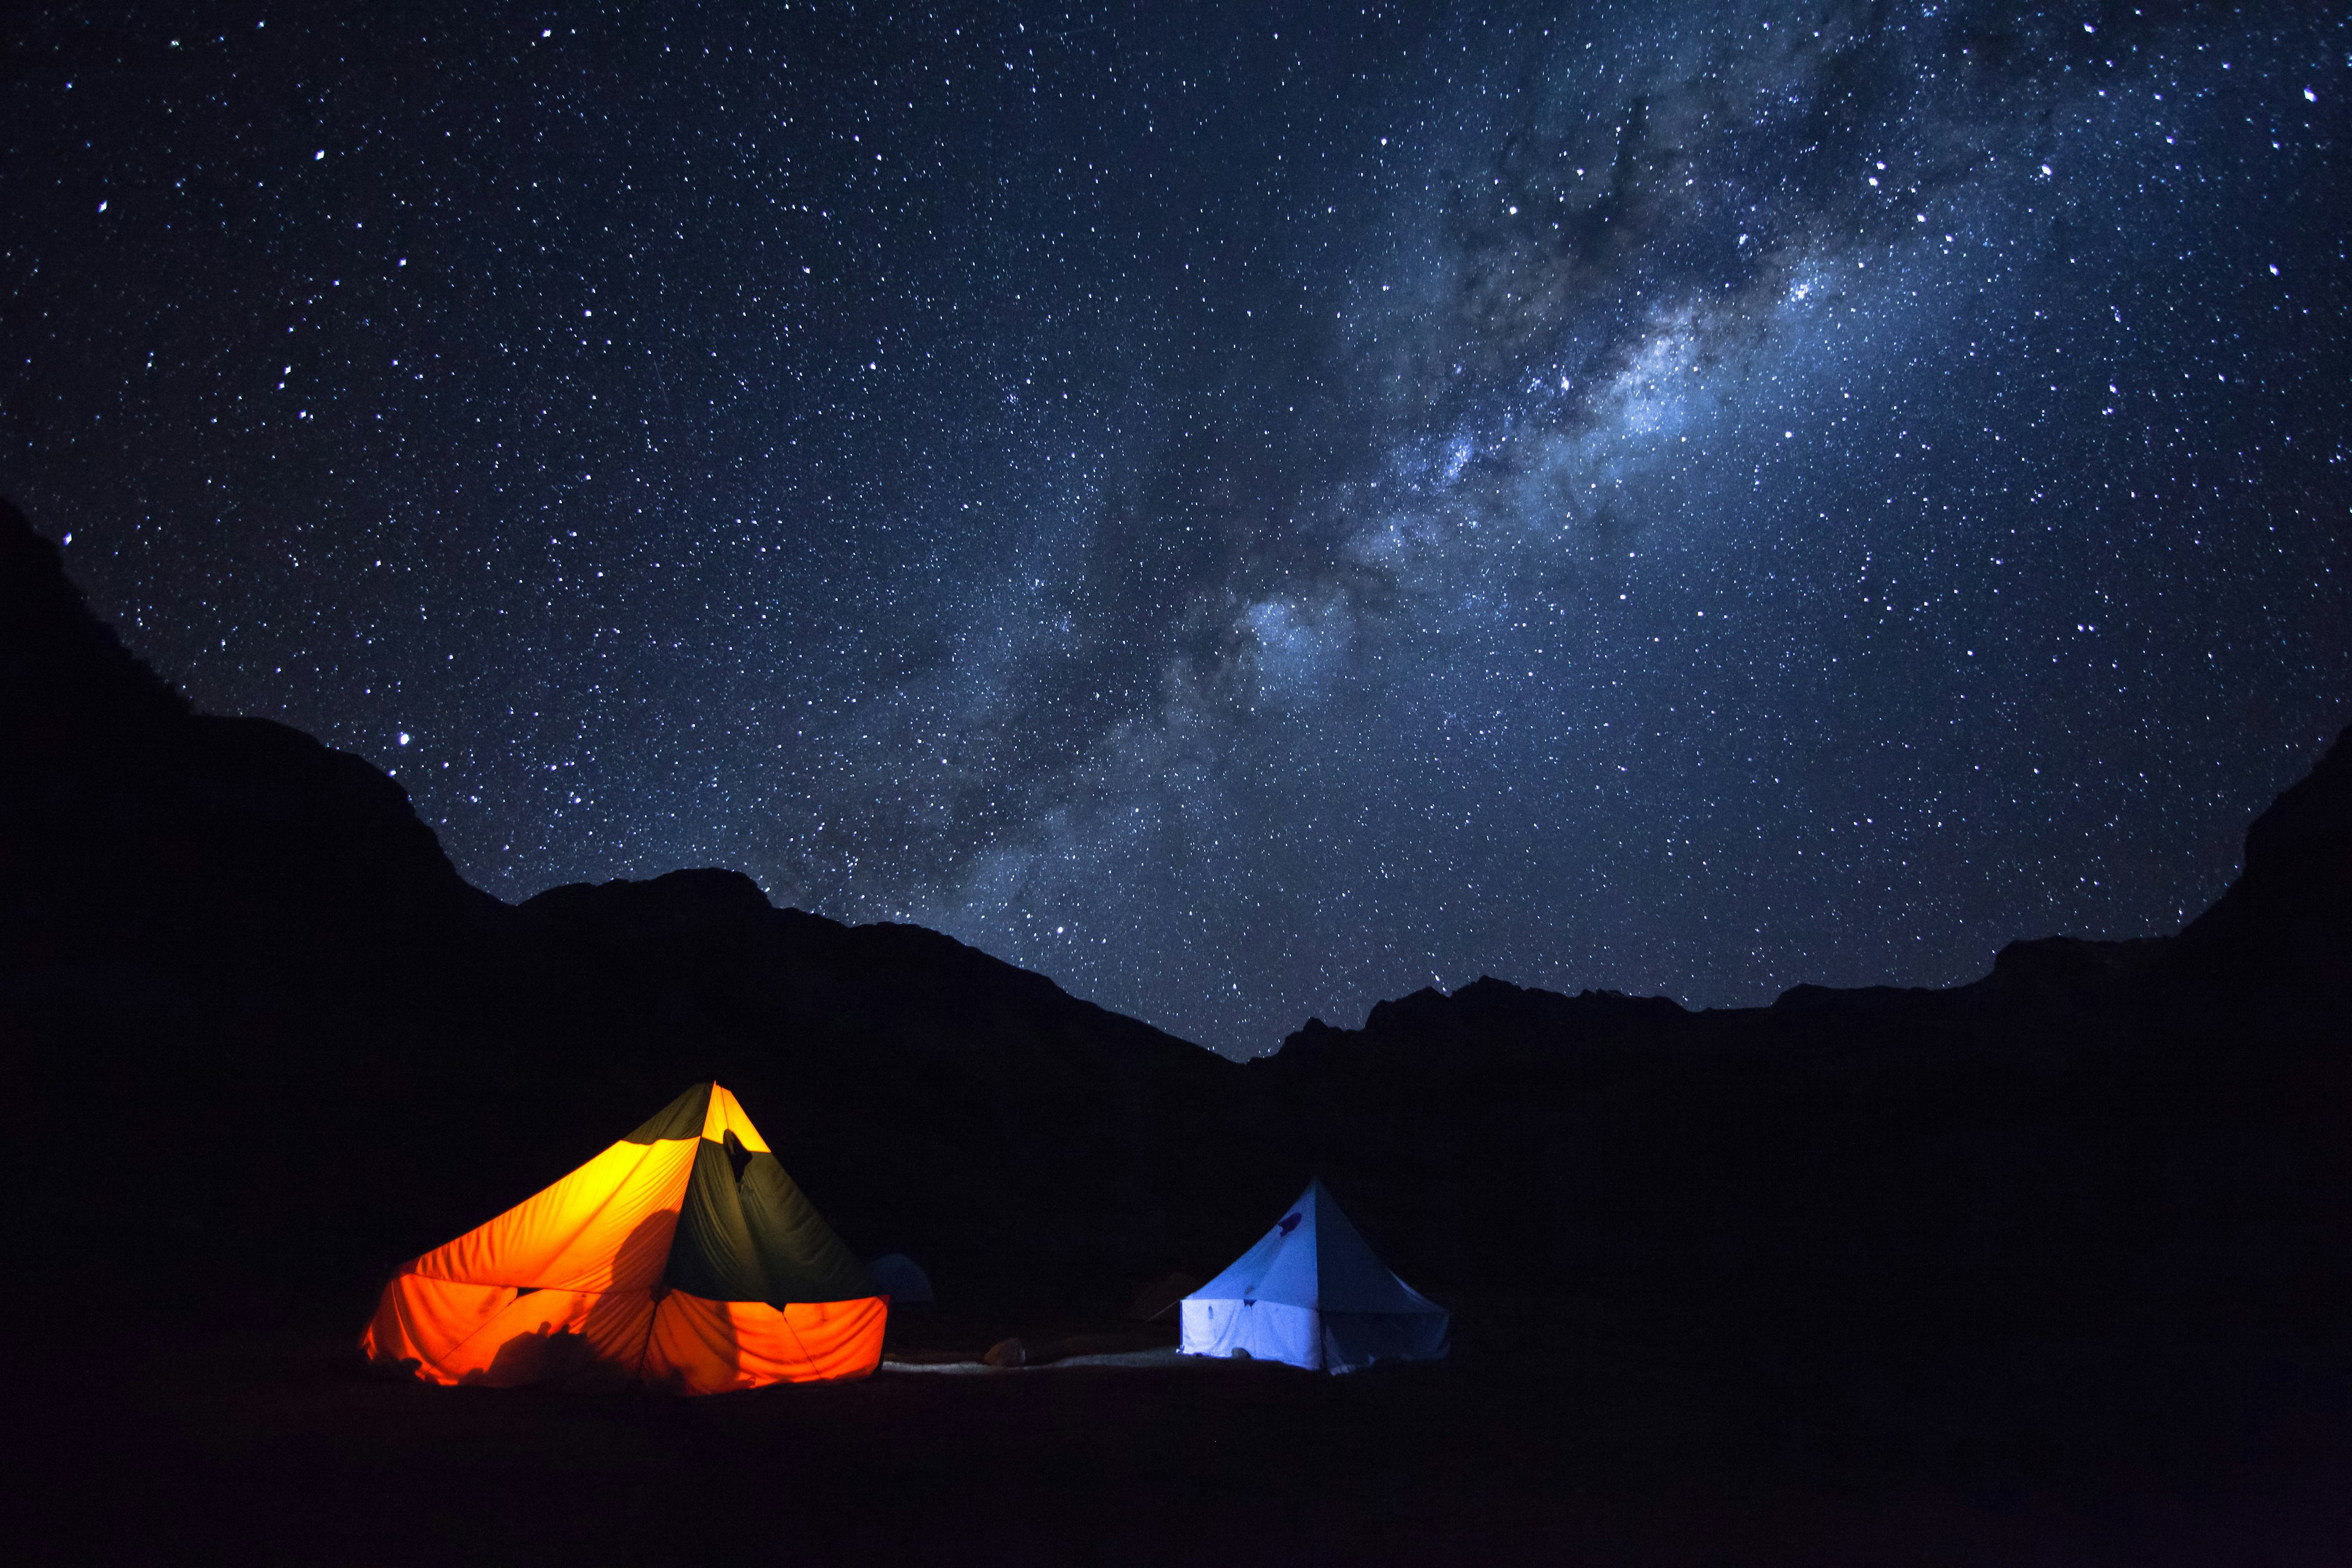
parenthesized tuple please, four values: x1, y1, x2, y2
(4, 493, 2347, 1405)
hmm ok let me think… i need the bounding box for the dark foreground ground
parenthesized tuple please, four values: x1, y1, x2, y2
(14, 1315, 2352, 1566)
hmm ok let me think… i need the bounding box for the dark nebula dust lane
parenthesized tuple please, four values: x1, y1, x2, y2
(4, 2, 2346, 1055)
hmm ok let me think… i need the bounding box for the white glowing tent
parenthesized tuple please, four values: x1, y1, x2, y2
(1180, 1178, 1450, 1373)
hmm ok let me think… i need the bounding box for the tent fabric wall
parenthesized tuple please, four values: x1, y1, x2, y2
(1181, 1179, 1449, 1374)
(361, 1082, 883, 1393)
(641, 1294, 888, 1395)
(404, 1137, 698, 1292)
(1178, 1297, 1323, 1368)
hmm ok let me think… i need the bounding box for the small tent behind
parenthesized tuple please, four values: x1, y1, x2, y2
(1180, 1178, 1449, 1373)
(363, 1082, 884, 1395)
(868, 1253, 934, 1304)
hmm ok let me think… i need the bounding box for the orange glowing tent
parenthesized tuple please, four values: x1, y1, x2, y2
(362, 1082, 885, 1394)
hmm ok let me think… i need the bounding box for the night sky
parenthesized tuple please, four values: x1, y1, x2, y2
(6, 3, 2345, 1056)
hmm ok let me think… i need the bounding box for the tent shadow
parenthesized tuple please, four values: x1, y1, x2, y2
(459, 1319, 603, 1389)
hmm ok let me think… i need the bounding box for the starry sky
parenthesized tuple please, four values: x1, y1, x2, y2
(5, 2, 2346, 1056)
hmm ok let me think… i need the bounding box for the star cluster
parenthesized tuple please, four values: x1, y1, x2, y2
(5, 2, 2346, 1054)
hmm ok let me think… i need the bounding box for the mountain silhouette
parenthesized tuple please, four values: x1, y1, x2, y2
(4, 492, 2346, 1378)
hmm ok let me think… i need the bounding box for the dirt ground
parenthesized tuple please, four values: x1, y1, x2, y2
(14, 1318, 2352, 1566)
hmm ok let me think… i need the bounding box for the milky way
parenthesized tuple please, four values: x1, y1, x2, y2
(6, 3, 2346, 1054)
